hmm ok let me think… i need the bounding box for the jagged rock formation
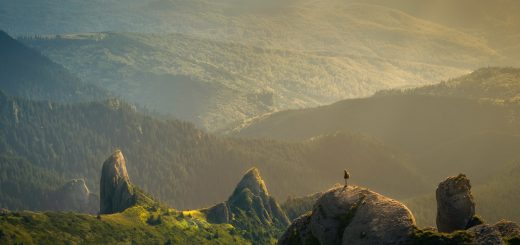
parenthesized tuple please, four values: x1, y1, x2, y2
(202, 168, 290, 243)
(227, 168, 290, 226)
(46, 179, 99, 214)
(436, 174, 476, 233)
(100, 150, 136, 214)
(278, 185, 416, 245)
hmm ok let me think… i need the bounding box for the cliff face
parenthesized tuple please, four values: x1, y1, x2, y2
(99, 150, 136, 214)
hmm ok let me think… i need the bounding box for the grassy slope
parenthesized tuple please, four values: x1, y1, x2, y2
(0, 205, 248, 245)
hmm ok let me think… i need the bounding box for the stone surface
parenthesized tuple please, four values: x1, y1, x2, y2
(436, 174, 475, 233)
(467, 224, 505, 245)
(100, 150, 136, 214)
(205, 202, 231, 224)
(278, 185, 416, 245)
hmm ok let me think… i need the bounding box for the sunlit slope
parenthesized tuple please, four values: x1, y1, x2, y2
(0, 204, 248, 244)
(23, 32, 466, 130)
(358, 0, 520, 60)
(379, 67, 520, 103)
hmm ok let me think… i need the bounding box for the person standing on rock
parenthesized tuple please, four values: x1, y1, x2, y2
(344, 170, 350, 188)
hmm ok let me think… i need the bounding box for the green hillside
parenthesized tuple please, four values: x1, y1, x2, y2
(0, 31, 108, 103)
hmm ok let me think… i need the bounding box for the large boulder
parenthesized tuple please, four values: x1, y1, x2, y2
(278, 185, 416, 245)
(436, 174, 475, 233)
(99, 150, 136, 214)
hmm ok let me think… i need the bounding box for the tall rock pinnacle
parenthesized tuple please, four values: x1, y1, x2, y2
(100, 150, 136, 214)
(436, 174, 476, 233)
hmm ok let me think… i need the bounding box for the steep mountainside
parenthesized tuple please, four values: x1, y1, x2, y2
(0, 31, 108, 102)
(22, 32, 466, 130)
(0, 92, 426, 211)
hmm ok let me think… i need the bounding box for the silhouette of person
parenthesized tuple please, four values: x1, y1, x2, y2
(344, 169, 350, 187)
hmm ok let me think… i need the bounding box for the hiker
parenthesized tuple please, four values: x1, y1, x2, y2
(344, 169, 350, 187)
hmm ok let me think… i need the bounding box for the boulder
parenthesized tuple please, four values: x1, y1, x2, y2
(278, 185, 416, 245)
(436, 174, 475, 233)
(99, 150, 136, 214)
(205, 202, 231, 224)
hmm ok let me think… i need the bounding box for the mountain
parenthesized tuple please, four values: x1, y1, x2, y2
(21, 32, 467, 131)
(0, 92, 426, 211)
(231, 68, 520, 185)
(0, 31, 108, 103)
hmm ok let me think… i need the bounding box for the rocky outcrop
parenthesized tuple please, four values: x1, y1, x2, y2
(205, 202, 230, 224)
(278, 186, 416, 245)
(464, 221, 520, 245)
(279, 174, 520, 245)
(436, 174, 476, 232)
(100, 150, 136, 214)
(46, 179, 99, 214)
(227, 168, 290, 226)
